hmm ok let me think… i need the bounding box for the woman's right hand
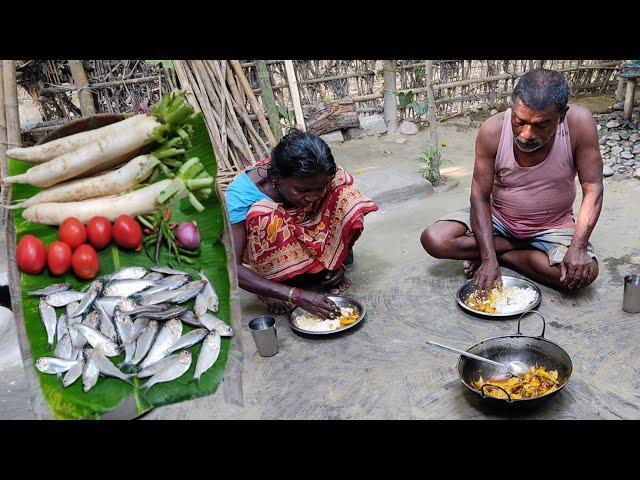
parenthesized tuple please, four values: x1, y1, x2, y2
(296, 290, 341, 319)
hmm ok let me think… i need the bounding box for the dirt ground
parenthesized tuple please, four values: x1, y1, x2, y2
(4, 91, 640, 419)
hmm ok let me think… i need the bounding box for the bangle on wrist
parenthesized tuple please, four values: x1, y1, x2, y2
(287, 287, 297, 304)
(292, 287, 302, 304)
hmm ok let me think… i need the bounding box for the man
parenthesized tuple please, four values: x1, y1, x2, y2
(420, 69, 603, 291)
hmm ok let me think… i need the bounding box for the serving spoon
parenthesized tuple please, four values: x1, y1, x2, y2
(426, 340, 529, 377)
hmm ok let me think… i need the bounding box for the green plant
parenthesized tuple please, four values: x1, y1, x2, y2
(418, 144, 450, 184)
(146, 60, 174, 69)
(277, 105, 296, 127)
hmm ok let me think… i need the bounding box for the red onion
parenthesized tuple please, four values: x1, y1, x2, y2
(175, 222, 200, 250)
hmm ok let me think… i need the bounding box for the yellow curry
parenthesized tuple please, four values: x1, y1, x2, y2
(472, 365, 560, 400)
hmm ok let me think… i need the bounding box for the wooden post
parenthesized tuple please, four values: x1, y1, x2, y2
(283, 60, 306, 132)
(67, 60, 96, 117)
(623, 78, 637, 121)
(425, 60, 441, 184)
(383, 60, 397, 133)
(615, 76, 626, 102)
(230, 60, 278, 147)
(255, 60, 283, 142)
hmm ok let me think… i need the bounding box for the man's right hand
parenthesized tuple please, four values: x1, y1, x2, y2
(296, 290, 341, 319)
(473, 258, 502, 293)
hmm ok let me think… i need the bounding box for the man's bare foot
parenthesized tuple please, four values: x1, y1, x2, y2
(258, 295, 293, 314)
(463, 260, 481, 278)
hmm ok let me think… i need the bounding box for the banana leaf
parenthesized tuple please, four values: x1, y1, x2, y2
(7, 114, 235, 419)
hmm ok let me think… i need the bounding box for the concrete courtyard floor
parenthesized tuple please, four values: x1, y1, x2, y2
(2, 112, 640, 419)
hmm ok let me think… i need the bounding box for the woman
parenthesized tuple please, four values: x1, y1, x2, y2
(226, 130, 378, 319)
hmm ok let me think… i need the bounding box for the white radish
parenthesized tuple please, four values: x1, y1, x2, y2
(6, 118, 137, 164)
(1, 115, 160, 188)
(22, 180, 172, 225)
(4, 155, 157, 209)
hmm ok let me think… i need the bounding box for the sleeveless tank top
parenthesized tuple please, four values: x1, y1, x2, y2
(490, 108, 576, 239)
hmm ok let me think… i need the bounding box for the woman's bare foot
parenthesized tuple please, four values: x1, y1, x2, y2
(463, 260, 481, 278)
(258, 295, 293, 314)
(329, 274, 351, 295)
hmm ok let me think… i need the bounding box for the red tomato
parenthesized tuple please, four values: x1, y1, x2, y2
(16, 235, 47, 275)
(87, 216, 112, 250)
(71, 244, 100, 280)
(58, 217, 87, 251)
(47, 241, 72, 276)
(112, 215, 142, 250)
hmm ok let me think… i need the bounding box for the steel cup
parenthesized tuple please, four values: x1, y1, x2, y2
(249, 315, 278, 357)
(623, 274, 640, 313)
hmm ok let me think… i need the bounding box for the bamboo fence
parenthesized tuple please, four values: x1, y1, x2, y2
(12, 60, 624, 187)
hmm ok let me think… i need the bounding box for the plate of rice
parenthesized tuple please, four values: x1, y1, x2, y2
(456, 275, 542, 318)
(289, 295, 366, 335)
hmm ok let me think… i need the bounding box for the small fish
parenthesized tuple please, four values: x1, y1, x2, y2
(131, 321, 159, 366)
(140, 318, 183, 369)
(114, 311, 136, 365)
(199, 271, 219, 313)
(54, 333, 74, 360)
(194, 293, 207, 317)
(142, 350, 192, 391)
(198, 313, 233, 337)
(44, 290, 84, 307)
(94, 297, 123, 318)
(92, 349, 135, 383)
(94, 300, 118, 341)
(56, 314, 69, 343)
(170, 280, 206, 304)
(138, 289, 183, 306)
(70, 323, 121, 357)
(70, 280, 102, 317)
(115, 298, 137, 313)
(141, 274, 190, 296)
(66, 301, 81, 320)
(137, 353, 178, 378)
(39, 298, 57, 347)
(170, 328, 208, 353)
(113, 310, 134, 346)
(151, 266, 190, 276)
(144, 306, 188, 320)
(128, 304, 168, 316)
(35, 357, 79, 375)
(82, 350, 100, 392)
(83, 310, 101, 329)
(28, 283, 71, 296)
(103, 280, 156, 297)
(131, 317, 150, 343)
(62, 360, 84, 387)
(143, 272, 166, 282)
(194, 331, 221, 383)
(180, 310, 204, 328)
(103, 266, 148, 282)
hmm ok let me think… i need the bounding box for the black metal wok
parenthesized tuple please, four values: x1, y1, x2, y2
(456, 311, 573, 405)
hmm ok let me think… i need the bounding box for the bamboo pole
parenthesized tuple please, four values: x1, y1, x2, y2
(425, 60, 441, 184)
(4, 61, 20, 148)
(255, 60, 283, 141)
(67, 60, 96, 116)
(172, 60, 202, 113)
(0, 61, 7, 179)
(230, 60, 278, 147)
(383, 60, 397, 133)
(284, 60, 306, 132)
(225, 63, 269, 158)
(39, 75, 163, 95)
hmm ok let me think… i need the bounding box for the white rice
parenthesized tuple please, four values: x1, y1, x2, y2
(295, 307, 355, 332)
(493, 286, 538, 314)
